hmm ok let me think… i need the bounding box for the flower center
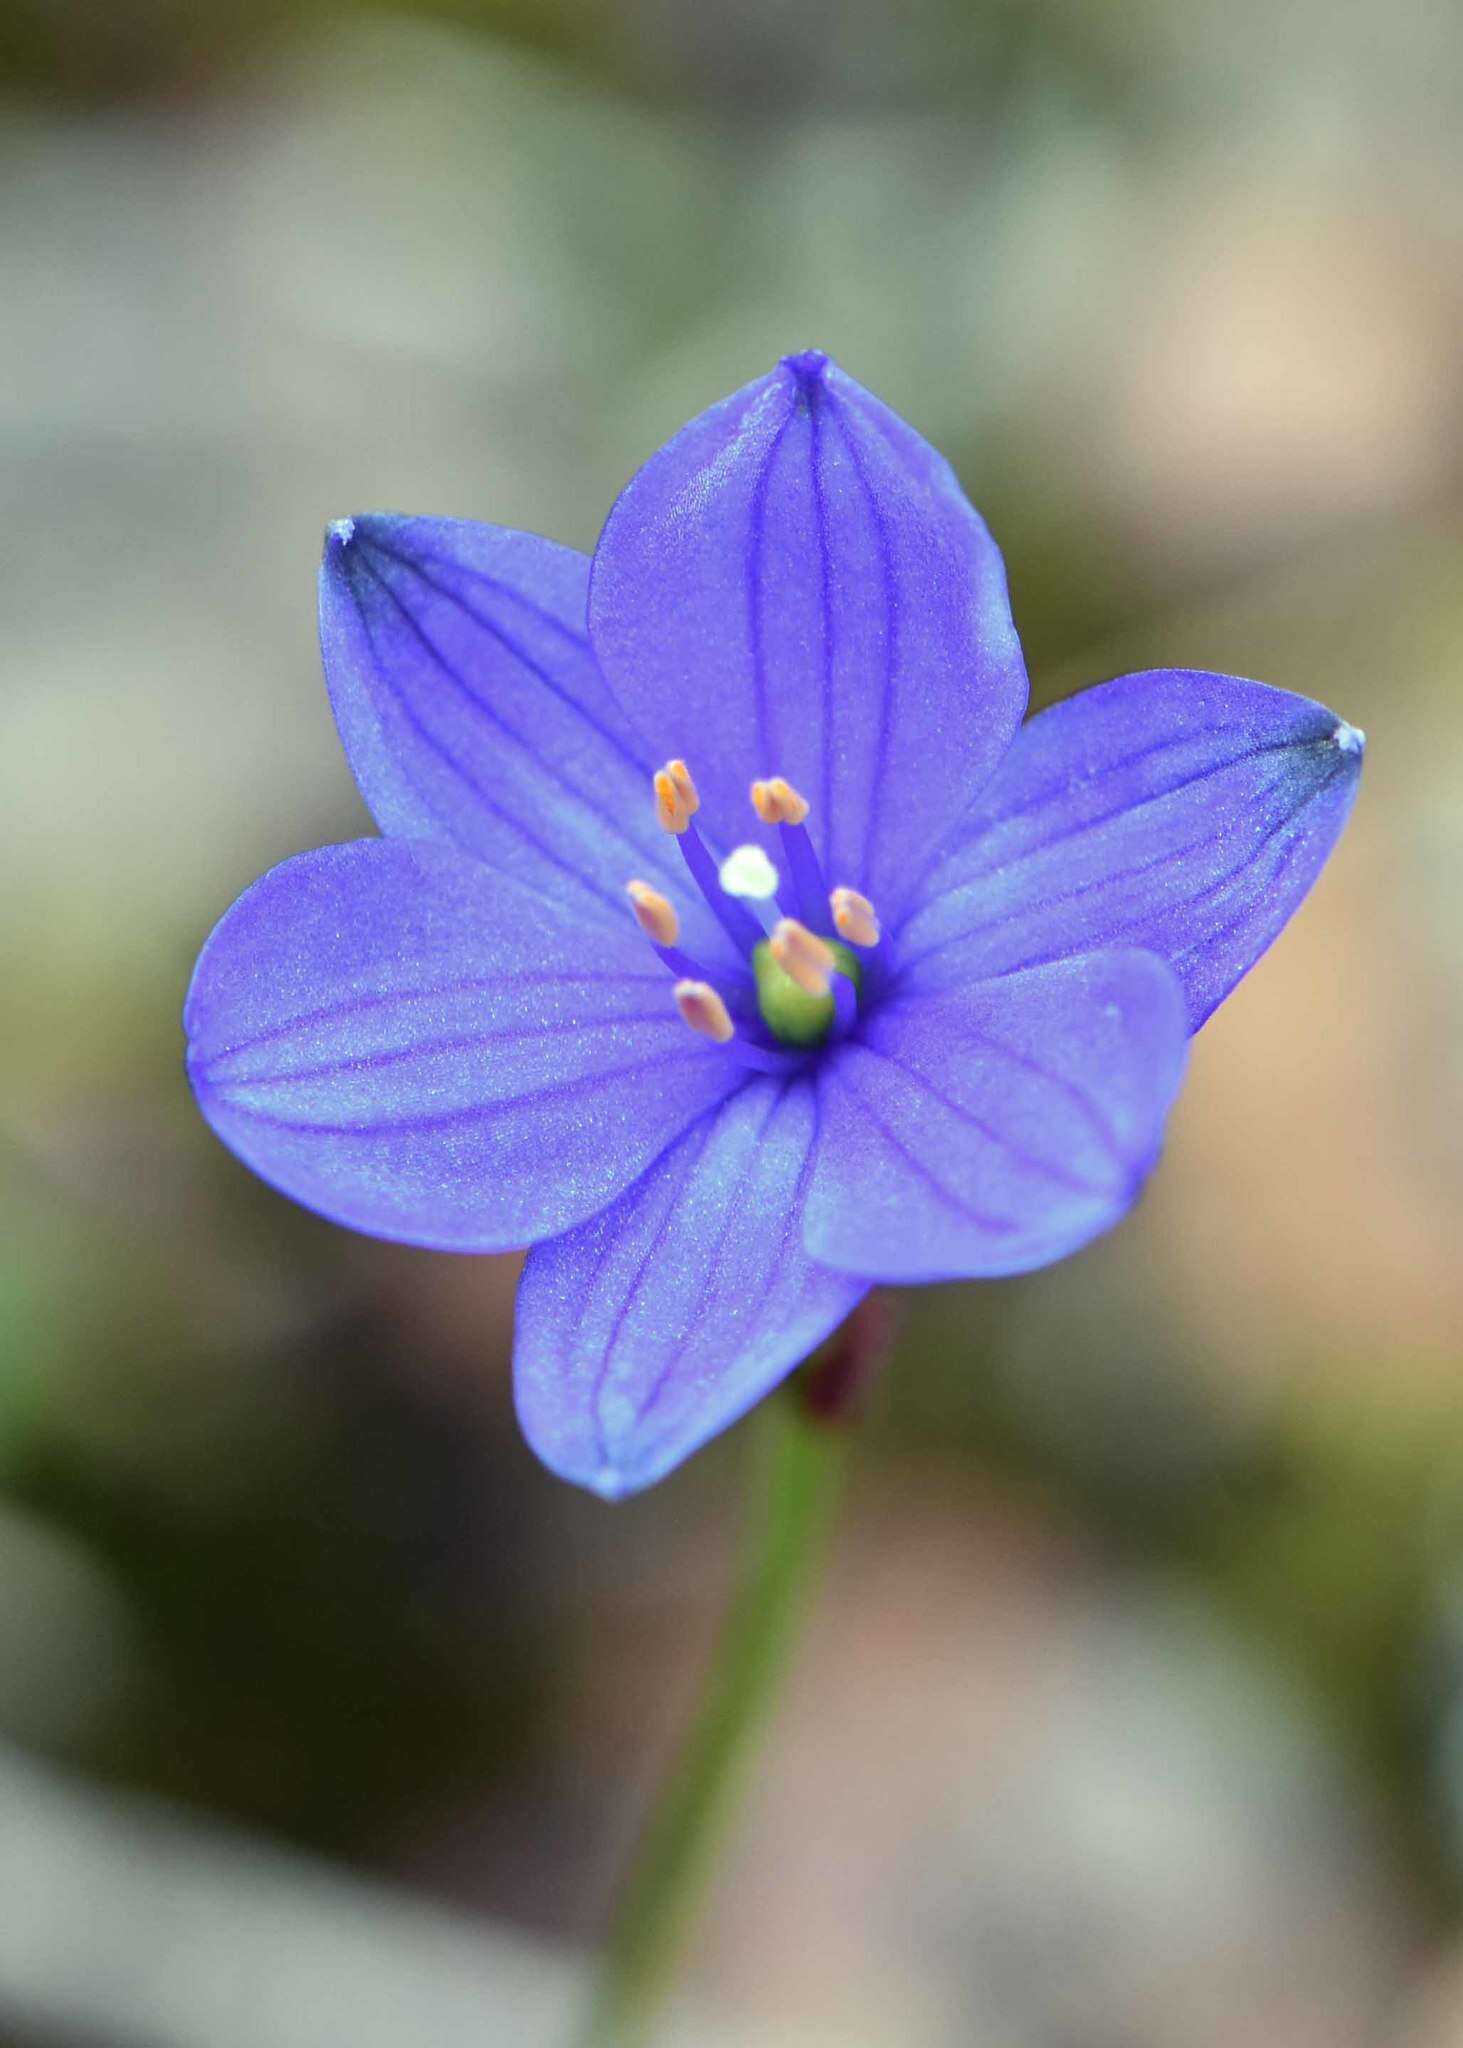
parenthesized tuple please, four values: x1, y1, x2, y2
(753, 933, 862, 1048)
(626, 762, 882, 1068)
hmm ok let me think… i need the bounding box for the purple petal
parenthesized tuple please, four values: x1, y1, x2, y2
(515, 1078, 864, 1498)
(319, 515, 716, 947)
(587, 353, 1027, 917)
(185, 839, 736, 1251)
(804, 950, 1188, 1282)
(896, 671, 1364, 1027)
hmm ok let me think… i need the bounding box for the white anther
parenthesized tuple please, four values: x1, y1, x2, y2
(718, 843, 780, 901)
(830, 886, 880, 948)
(770, 918, 835, 998)
(673, 979, 735, 1044)
(627, 879, 680, 947)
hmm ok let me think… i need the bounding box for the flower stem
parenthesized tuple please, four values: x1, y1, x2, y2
(580, 1388, 848, 2047)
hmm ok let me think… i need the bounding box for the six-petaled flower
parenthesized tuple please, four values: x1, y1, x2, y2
(185, 351, 1363, 1497)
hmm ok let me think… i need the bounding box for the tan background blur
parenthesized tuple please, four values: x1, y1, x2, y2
(1, 2, 1461, 2043)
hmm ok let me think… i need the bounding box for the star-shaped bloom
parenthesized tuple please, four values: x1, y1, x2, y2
(185, 352, 1363, 1497)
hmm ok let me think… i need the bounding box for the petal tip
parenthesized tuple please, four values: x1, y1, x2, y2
(779, 347, 832, 392)
(520, 1429, 647, 1502)
(322, 513, 405, 578)
(1331, 718, 1366, 760)
(585, 1464, 635, 1503)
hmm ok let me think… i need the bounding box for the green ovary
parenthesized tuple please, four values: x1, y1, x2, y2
(752, 938, 860, 1047)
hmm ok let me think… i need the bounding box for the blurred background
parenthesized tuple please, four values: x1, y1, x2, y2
(1, 0, 1460, 2041)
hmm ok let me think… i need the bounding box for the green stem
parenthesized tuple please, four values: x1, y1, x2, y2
(580, 1390, 847, 2047)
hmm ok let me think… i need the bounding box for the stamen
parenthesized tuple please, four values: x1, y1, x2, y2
(626, 876, 708, 980)
(653, 762, 698, 834)
(673, 979, 805, 1074)
(626, 879, 679, 947)
(751, 773, 828, 927)
(653, 759, 765, 956)
(830, 886, 880, 949)
(750, 776, 810, 827)
(640, 764, 862, 1052)
(674, 979, 735, 1044)
(770, 918, 835, 998)
(829, 968, 857, 1039)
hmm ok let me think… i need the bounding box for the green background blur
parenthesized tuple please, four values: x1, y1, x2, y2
(2, 2, 1461, 2042)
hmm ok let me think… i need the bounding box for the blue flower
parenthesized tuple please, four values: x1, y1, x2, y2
(185, 352, 1363, 1498)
